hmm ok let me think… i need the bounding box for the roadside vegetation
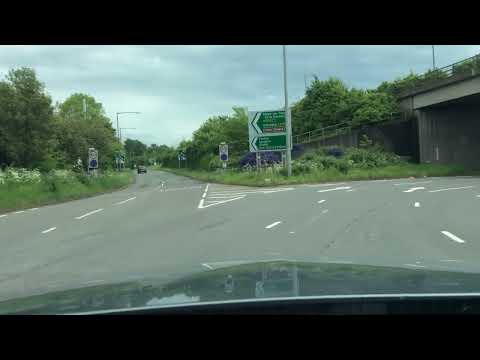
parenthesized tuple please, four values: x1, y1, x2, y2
(0, 168, 134, 213)
(161, 143, 468, 187)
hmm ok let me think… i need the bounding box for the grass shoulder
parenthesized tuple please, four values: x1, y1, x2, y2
(160, 163, 473, 187)
(0, 170, 136, 213)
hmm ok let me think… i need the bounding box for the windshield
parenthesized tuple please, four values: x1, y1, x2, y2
(1, 45, 480, 314)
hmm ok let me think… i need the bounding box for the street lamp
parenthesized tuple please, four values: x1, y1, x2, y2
(116, 112, 140, 141)
(432, 45, 436, 69)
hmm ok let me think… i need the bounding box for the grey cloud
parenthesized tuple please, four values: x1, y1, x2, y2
(0, 45, 478, 146)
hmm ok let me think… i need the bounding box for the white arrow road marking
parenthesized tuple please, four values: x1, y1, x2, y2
(75, 208, 104, 220)
(441, 231, 465, 243)
(429, 186, 474, 193)
(114, 196, 136, 205)
(394, 180, 432, 186)
(403, 187, 425, 193)
(265, 221, 282, 229)
(198, 196, 245, 209)
(317, 186, 351, 193)
(41, 227, 57, 234)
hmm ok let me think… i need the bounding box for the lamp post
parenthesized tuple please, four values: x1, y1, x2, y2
(116, 112, 140, 141)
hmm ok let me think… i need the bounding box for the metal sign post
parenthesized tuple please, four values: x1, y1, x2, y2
(219, 142, 228, 170)
(88, 148, 98, 176)
(283, 45, 292, 177)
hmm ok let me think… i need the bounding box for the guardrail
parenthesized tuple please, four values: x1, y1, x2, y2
(396, 53, 480, 98)
(292, 112, 407, 145)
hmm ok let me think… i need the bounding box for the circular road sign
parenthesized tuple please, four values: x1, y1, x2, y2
(220, 153, 228, 161)
(89, 159, 98, 168)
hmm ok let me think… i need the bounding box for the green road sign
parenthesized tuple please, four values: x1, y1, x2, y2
(250, 134, 287, 152)
(249, 110, 286, 134)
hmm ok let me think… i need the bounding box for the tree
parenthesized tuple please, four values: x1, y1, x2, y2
(55, 93, 120, 169)
(0, 67, 56, 170)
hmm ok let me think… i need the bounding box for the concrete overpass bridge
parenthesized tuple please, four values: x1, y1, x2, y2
(294, 53, 480, 168)
(398, 54, 480, 168)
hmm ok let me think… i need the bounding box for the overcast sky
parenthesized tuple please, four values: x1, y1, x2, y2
(0, 45, 478, 146)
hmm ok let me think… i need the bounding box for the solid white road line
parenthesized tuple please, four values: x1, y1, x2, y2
(440, 259, 461, 262)
(202, 263, 214, 270)
(404, 264, 427, 268)
(429, 186, 474, 193)
(75, 208, 104, 220)
(198, 195, 245, 209)
(41, 227, 57, 234)
(303, 183, 347, 187)
(13, 210, 25, 214)
(317, 200, 326, 204)
(441, 231, 465, 243)
(317, 186, 351, 193)
(0, 214, 7, 218)
(414, 202, 420, 207)
(265, 221, 282, 229)
(114, 196, 136, 205)
(394, 180, 432, 186)
(210, 188, 293, 195)
(403, 187, 425, 193)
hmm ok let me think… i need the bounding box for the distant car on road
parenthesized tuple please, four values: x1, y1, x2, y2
(137, 166, 147, 174)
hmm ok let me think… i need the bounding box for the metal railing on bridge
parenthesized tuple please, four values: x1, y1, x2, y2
(396, 53, 480, 98)
(292, 112, 407, 145)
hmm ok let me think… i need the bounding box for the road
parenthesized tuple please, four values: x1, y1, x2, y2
(1, 170, 480, 301)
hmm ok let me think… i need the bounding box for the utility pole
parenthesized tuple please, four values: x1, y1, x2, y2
(83, 98, 87, 121)
(432, 45, 436, 69)
(283, 45, 292, 177)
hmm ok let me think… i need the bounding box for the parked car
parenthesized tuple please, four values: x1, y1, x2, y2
(137, 165, 147, 174)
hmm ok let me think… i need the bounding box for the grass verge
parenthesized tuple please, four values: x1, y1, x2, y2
(160, 163, 474, 187)
(0, 171, 135, 213)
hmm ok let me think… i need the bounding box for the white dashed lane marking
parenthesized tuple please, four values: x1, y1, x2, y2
(0, 215, 7, 218)
(41, 227, 57, 234)
(429, 186, 474, 193)
(441, 231, 465, 244)
(75, 208, 104, 220)
(394, 181, 432, 186)
(265, 221, 282, 229)
(403, 187, 425, 193)
(114, 197, 136, 205)
(317, 186, 351, 193)
(13, 210, 25, 214)
(317, 200, 326, 204)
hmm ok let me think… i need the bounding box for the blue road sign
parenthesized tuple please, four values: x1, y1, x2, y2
(89, 159, 98, 168)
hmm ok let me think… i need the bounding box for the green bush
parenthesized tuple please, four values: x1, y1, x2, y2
(208, 157, 223, 171)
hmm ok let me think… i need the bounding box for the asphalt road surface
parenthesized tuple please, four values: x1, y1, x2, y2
(1, 170, 480, 301)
